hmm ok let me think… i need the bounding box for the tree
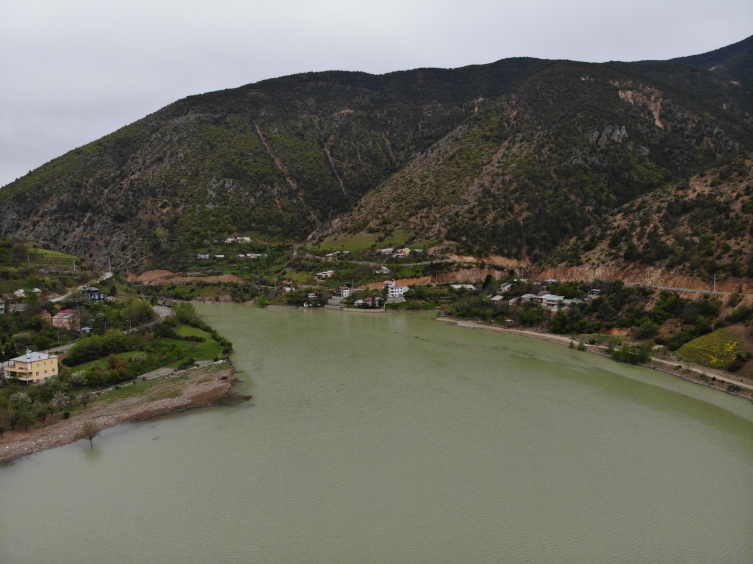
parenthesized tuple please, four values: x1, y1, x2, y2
(81, 420, 101, 447)
(36, 406, 49, 423)
(0, 408, 11, 439)
(15, 410, 34, 431)
(79, 392, 92, 408)
(12, 243, 28, 265)
(51, 391, 68, 411)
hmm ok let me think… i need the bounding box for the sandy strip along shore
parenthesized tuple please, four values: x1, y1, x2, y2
(1, 364, 240, 465)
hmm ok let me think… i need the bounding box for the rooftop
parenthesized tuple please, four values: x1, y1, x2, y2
(11, 351, 57, 363)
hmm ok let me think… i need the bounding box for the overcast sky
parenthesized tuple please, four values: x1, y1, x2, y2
(1, 0, 751, 188)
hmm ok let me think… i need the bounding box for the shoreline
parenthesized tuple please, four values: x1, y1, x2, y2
(436, 316, 753, 402)
(1, 363, 241, 466)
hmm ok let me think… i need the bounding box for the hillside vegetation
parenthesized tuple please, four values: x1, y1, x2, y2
(0, 37, 752, 279)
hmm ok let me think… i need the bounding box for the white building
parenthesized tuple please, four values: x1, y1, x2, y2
(387, 285, 408, 298)
(334, 287, 351, 298)
(237, 237, 252, 243)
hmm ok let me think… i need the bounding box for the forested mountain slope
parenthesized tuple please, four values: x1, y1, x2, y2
(322, 60, 753, 260)
(670, 34, 753, 84)
(546, 152, 753, 280)
(1, 37, 751, 272)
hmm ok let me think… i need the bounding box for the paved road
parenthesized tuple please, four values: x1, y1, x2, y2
(623, 281, 739, 296)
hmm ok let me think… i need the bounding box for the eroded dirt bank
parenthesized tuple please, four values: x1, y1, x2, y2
(1, 364, 240, 465)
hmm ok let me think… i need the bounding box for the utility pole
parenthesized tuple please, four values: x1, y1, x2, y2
(713, 274, 716, 294)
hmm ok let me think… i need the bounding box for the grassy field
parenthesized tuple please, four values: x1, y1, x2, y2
(93, 361, 229, 406)
(678, 328, 743, 368)
(33, 248, 76, 259)
(163, 324, 224, 361)
(65, 324, 223, 374)
(68, 350, 146, 374)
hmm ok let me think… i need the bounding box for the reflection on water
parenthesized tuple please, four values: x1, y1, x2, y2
(1, 307, 752, 564)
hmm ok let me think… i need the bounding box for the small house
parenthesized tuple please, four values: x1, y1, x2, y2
(315, 270, 335, 280)
(237, 237, 252, 243)
(542, 294, 565, 309)
(81, 286, 106, 302)
(52, 309, 81, 331)
(197, 254, 210, 259)
(215, 255, 225, 259)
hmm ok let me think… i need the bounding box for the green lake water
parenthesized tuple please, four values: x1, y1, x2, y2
(2, 306, 752, 563)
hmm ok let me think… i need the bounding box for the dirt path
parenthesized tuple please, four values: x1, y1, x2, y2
(436, 317, 753, 398)
(1, 364, 239, 465)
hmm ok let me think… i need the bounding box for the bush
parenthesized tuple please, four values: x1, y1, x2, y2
(177, 357, 196, 370)
(634, 320, 660, 339)
(611, 344, 650, 364)
(64, 330, 134, 366)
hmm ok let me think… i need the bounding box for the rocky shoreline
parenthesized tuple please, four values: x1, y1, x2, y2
(0, 365, 240, 465)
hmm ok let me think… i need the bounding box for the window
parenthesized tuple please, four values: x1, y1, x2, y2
(36, 372, 39, 376)
(44, 370, 48, 374)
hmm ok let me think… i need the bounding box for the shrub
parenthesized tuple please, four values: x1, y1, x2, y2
(177, 358, 196, 370)
(611, 344, 651, 364)
(634, 320, 660, 339)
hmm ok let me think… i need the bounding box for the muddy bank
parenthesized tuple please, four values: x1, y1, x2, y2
(1, 365, 240, 465)
(437, 316, 753, 401)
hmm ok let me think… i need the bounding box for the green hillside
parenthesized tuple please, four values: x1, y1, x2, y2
(0, 38, 751, 275)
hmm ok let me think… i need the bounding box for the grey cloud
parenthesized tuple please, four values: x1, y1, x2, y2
(1, 0, 751, 187)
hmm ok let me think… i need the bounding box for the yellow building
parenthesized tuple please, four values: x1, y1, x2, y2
(3, 350, 59, 385)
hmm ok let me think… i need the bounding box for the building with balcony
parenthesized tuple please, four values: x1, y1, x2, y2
(3, 350, 59, 385)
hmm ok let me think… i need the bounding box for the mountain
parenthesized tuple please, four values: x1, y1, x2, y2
(669, 34, 753, 84)
(545, 151, 752, 282)
(1, 39, 752, 273)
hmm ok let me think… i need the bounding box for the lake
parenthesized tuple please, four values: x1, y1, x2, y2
(2, 306, 752, 563)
